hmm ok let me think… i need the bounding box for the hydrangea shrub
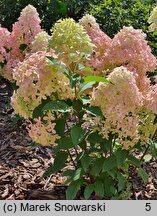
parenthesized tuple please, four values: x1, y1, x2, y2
(1, 5, 157, 199)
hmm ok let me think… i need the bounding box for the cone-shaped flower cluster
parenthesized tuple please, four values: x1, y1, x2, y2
(91, 67, 143, 148)
(0, 5, 42, 80)
(79, 15, 112, 73)
(50, 18, 94, 65)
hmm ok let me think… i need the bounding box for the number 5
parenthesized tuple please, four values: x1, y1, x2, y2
(145, 203, 151, 211)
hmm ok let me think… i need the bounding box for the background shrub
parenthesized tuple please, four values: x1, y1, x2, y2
(88, 0, 157, 54)
(0, 0, 157, 60)
(0, 0, 93, 33)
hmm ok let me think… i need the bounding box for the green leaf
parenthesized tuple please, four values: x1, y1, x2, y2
(149, 140, 157, 158)
(107, 169, 117, 178)
(80, 96, 90, 105)
(153, 115, 157, 124)
(42, 100, 70, 113)
(84, 106, 103, 117)
(76, 64, 93, 72)
(79, 82, 95, 93)
(46, 56, 59, 65)
(94, 180, 104, 198)
(62, 169, 76, 185)
(66, 180, 82, 200)
(11, 114, 23, 125)
(90, 158, 104, 177)
(70, 74, 81, 88)
(100, 134, 114, 151)
(115, 149, 129, 168)
(84, 184, 94, 199)
(54, 118, 66, 136)
(127, 155, 140, 167)
(117, 172, 125, 191)
(62, 169, 75, 177)
(73, 168, 83, 181)
(103, 155, 117, 172)
(72, 99, 84, 118)
(57, 137, 74, 150)
(70, 125, 86, 146)
(32, 98, 50, 118)
(104, 176, 116, 197)
(19, 43, 27, 51)
(64, 67, 72, 78)
(137, 168, 148, 184)
(43, 151, 68, 177)
(87, 132, 104, 145)
(80, 154, 91, 172)
(83, 76, 110, 84)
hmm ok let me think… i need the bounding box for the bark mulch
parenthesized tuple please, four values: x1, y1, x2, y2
(0, 78, 157, 200)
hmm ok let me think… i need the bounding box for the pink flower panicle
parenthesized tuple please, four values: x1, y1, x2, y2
(111, 27, 157, 77)
(79, 15, 112, 74)
(0, 5, 42, 80)
(10, 5, 42, 49)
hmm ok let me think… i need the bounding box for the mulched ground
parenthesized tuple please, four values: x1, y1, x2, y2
(0, 78, 157, 200)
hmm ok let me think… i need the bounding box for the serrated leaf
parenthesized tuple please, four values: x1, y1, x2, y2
(103, 155, 117, 172)
(83, 76, 111, 84)
(66, 180, 82, 200)
(70, 125, 86, 146)
(137, 168, 148, 184)
(84, 184, 94, 199)
(94, 180, 104, 198)
(43, 151, 68, 177)
(42, 100, 70, 113)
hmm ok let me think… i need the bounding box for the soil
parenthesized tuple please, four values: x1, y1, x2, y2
(0, 78, 157, 200)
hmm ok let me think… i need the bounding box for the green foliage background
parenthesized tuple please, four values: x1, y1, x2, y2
(0, 0, 156, 51)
